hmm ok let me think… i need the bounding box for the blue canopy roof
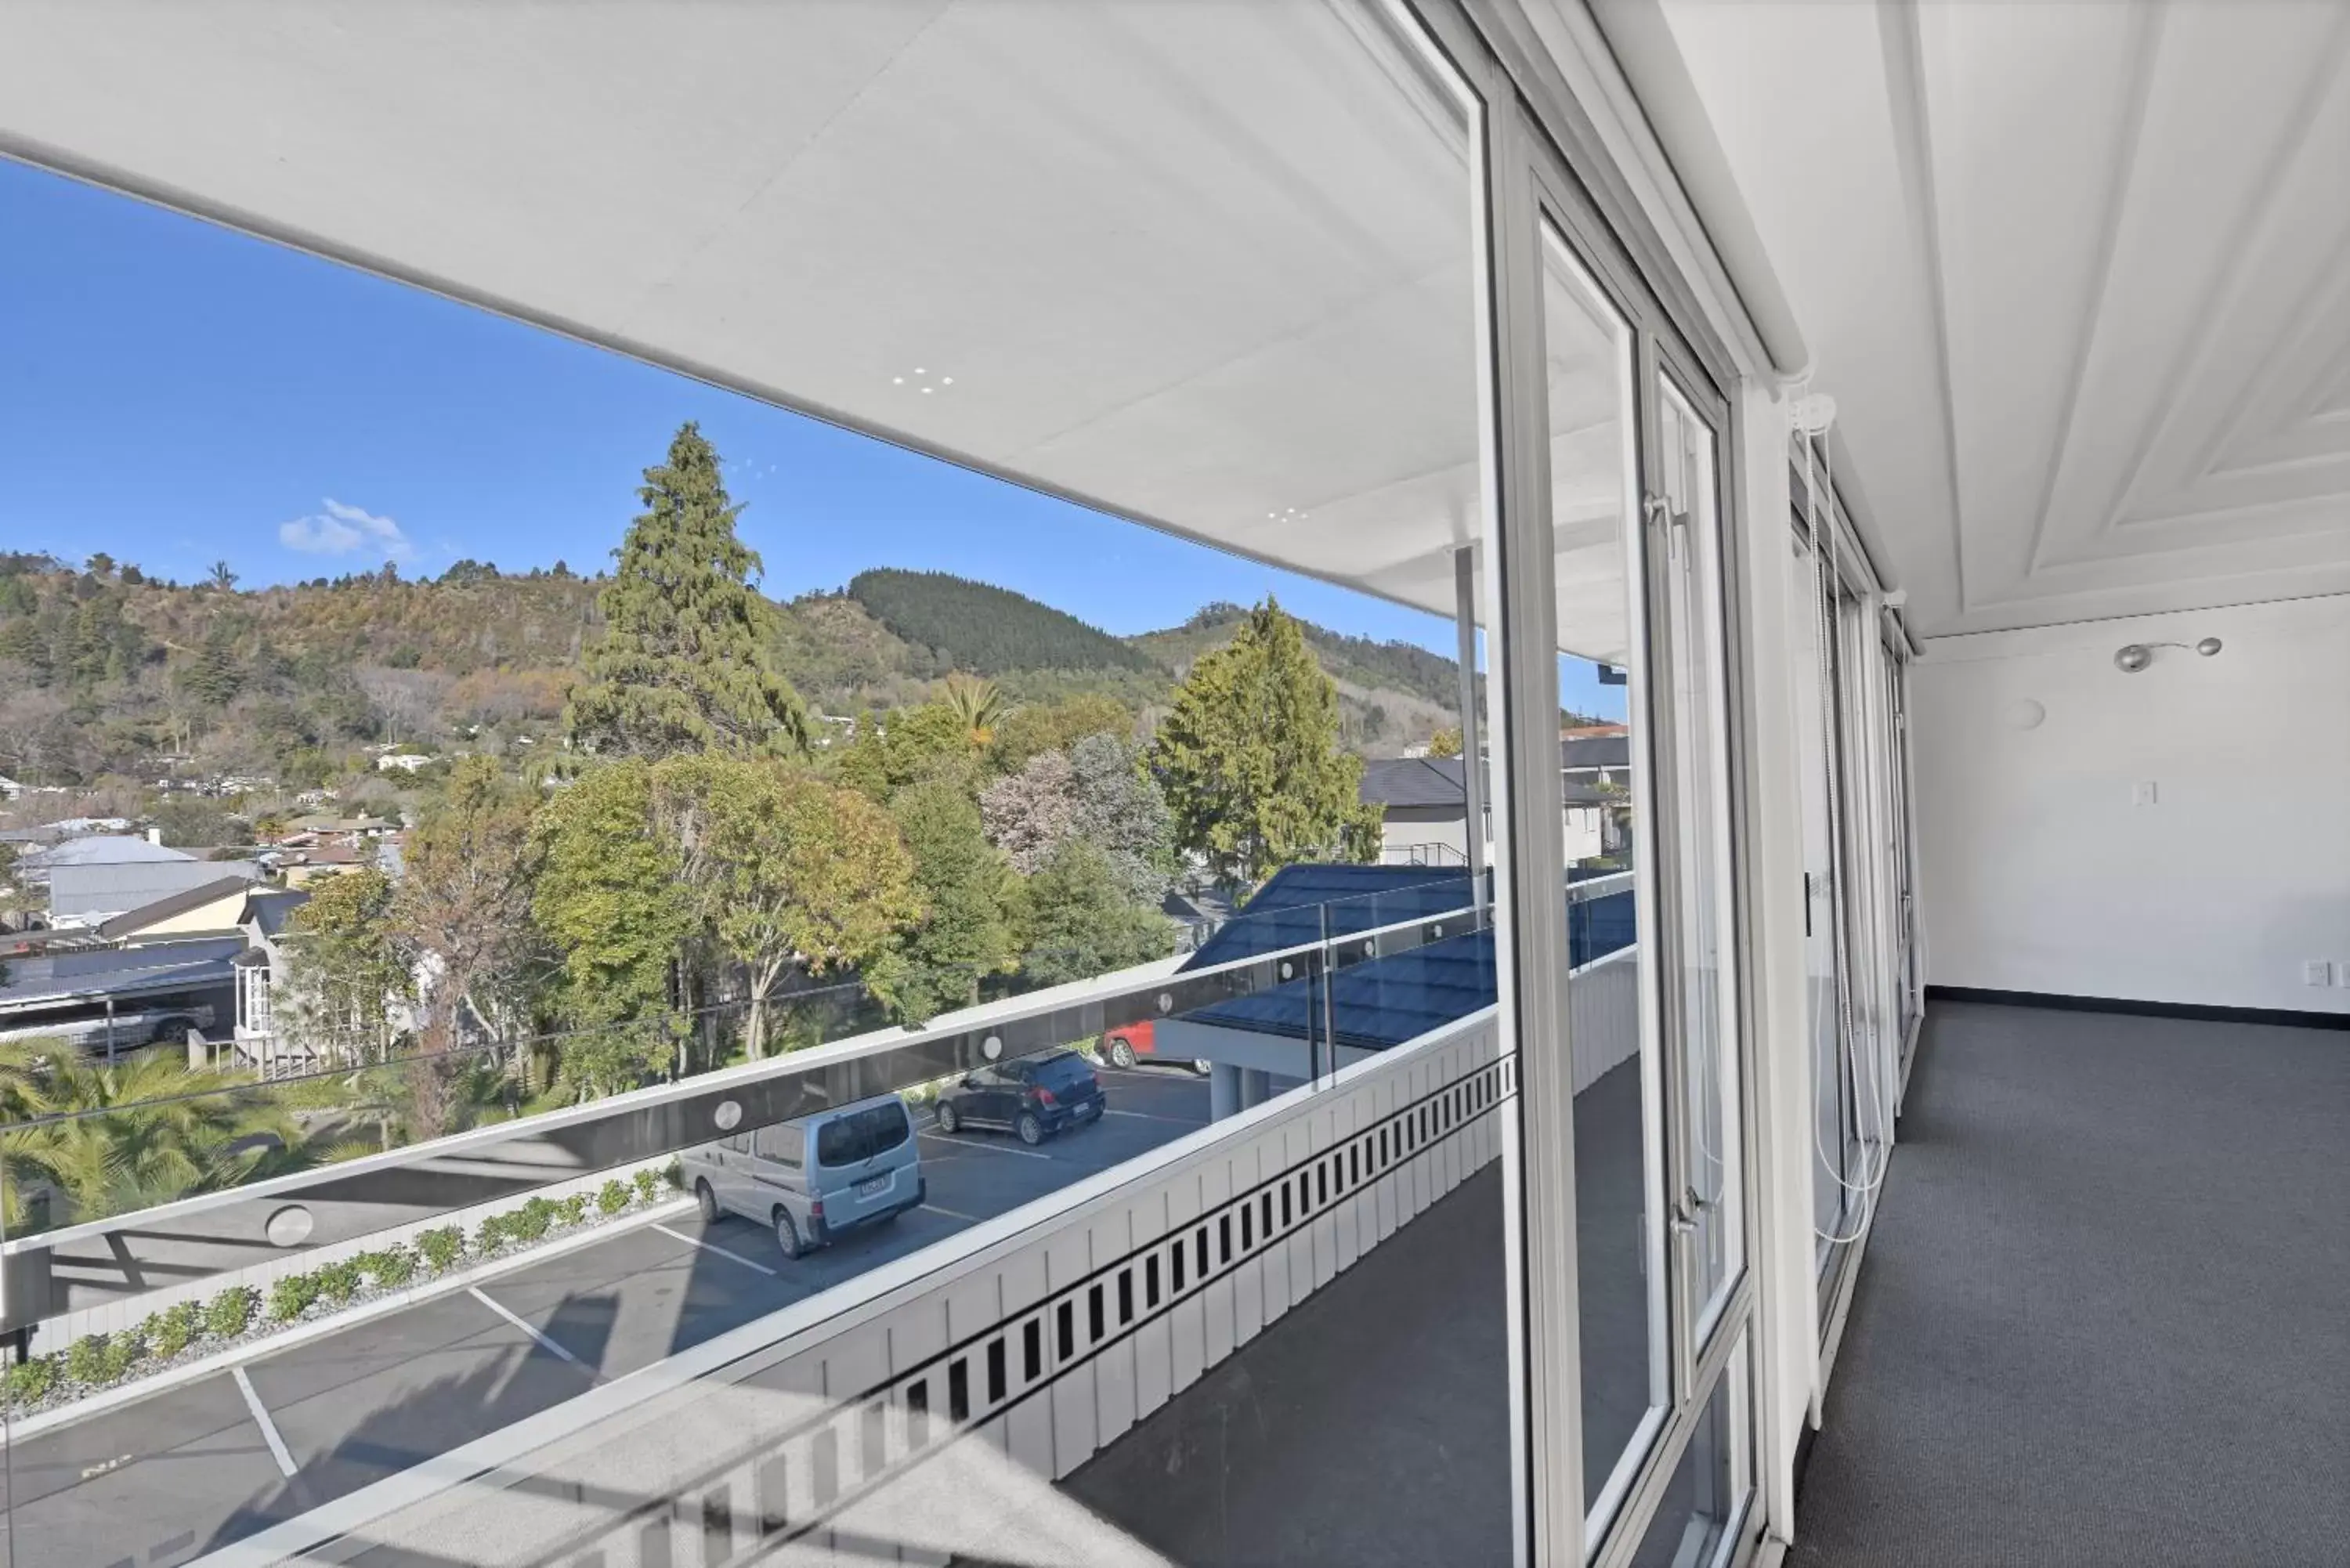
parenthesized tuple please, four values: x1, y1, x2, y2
(1173, 865, 1636, 1052)
(1182, 864, 1480, 972)
(1184, 930, 1500, 1050)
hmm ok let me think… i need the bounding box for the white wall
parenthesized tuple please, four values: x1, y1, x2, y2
(1911, 594, 2350, 1014)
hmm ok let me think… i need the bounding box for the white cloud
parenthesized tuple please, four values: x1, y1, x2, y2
(279, 497, 414, 559)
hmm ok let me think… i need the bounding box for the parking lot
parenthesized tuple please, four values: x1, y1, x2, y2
(0, 1064, 1213, 1568)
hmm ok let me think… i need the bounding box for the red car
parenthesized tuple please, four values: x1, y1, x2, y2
(1101, 1018, 1212, 1075)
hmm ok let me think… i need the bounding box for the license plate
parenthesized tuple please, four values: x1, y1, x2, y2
(855, 1174, 890, 1199)
(1079, 1100, 1101, 1121)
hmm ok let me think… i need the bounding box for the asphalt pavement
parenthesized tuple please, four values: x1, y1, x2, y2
(0, 1065, 1213, 1568)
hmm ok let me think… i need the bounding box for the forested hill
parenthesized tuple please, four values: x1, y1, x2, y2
(1132, 602, 1484, 717)
(847, 569, 1155, 677)
(0, 552, 1500, 788)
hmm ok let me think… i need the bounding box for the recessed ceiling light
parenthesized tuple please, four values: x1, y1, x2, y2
(913, 367, 926, 375)
(941, 377, 953, 385)
(920, 386, 934, 394)
(892, 377, 904, 385)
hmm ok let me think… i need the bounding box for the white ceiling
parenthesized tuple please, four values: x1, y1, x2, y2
(1655, 0, 2350, 638)
(1, 2, 1589, 639)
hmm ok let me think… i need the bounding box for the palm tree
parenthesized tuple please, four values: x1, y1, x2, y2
(943, 671, 1010, 750)
(208, 561, 238, 591)
(2, 1050, 302, 1227)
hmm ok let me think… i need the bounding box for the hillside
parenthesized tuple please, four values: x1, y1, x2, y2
(846, 569, 1158, 677)
(0, 553, 1486, 792)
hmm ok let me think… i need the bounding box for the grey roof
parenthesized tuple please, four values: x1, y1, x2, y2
(20, 835, 193, 872)
(1359, 757, 1468, 810)
(98, 876, 269, 939)
(1561, 735, 1631, 770)
(49, 859, 261, 919)
(246, 887, 310, 939)
(0, 934, 244, 1013)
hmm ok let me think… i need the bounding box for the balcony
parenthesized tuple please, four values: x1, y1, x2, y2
(0, 867, 1677, 1568)
(3, 1, 2341, 1564)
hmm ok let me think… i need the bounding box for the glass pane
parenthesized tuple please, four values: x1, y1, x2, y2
(1628, 1334, 1751, 1568)
(1655, 381, 1741, 1335)
(1788, 532, 1857, 1264)
(1538, 222, 1668, 1521)
(0, 5, 1506, 1565)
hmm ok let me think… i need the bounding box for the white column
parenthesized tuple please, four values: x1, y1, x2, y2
(1209, 1063, 1242, 1122)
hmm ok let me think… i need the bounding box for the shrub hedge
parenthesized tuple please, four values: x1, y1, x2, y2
(2, 1164, 682, 1411)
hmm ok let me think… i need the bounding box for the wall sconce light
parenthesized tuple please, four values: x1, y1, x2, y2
(2115, 638, 2221, 673)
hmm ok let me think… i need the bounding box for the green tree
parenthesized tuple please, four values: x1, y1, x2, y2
(531, 760, 696, 1096)
(871, 779, 1017, 1024)
(208, 562, 237, 591)
(183, 621, 244, 707)
(0, 1047, 302, 1227)
(565, 423, 808, 760)
(86, 552, 114, 579)
(833, 703, 982, 802)
(653, 756, 919, 1057)
(396, 757, 544, 1134)
(1150, 598, 1383, 885)
(1427, 725, 1462, 758)
(1014, 840, 1177, 988)
(278, 867, 405, 1060)
(987, 692, 1131, 775)
(941, 671, 1010, 750)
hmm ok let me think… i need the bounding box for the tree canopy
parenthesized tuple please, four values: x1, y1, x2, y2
(1151, 598, 1383, 886)
(530, 760, 696, 1093)
(565, 422, 809, 760)
(1015, 840, 1177, 988)
(872, 779, 1018, 1024)
(651, 755, 919, 1057)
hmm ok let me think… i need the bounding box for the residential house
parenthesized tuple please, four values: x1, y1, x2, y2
(1360, 754, 1608, 867)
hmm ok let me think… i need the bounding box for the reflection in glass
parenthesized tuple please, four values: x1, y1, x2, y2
(1538, 222, 1668, 1520)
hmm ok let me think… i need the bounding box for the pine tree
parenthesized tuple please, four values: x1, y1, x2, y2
(564, 422, 808, 759)
(1150, 598, 1383, 886)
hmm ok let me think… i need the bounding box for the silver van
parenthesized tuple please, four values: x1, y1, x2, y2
(681, 1095, 925, 1259)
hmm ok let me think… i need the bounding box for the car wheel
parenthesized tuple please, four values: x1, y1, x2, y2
(1016, 1111, 1047, 1147)
(775, 1207, 807, 1259)
(1191, 1059, 1213, 1077)
(1108, 1037, 1137, 1069)
(695, 1179, 720, 1225)
(936, 1101, 960, 1135)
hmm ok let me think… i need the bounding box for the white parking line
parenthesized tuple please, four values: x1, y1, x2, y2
(920, 1201, 985, 1223)
(653, 1223, 778, 1277)
(918, 1129, 1056, 1162)
(1104, 1107, 1206, 1125)
(468, 1286, 595, 1375)
(231, 1367, 298, 1479)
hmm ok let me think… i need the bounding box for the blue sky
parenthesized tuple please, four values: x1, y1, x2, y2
(0, 158, 1621, 719)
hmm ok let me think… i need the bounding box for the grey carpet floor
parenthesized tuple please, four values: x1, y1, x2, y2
(1789, 1001, 2350, 1568)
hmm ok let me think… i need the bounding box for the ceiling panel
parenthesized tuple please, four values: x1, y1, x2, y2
(1661, 0, 2350, 638)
